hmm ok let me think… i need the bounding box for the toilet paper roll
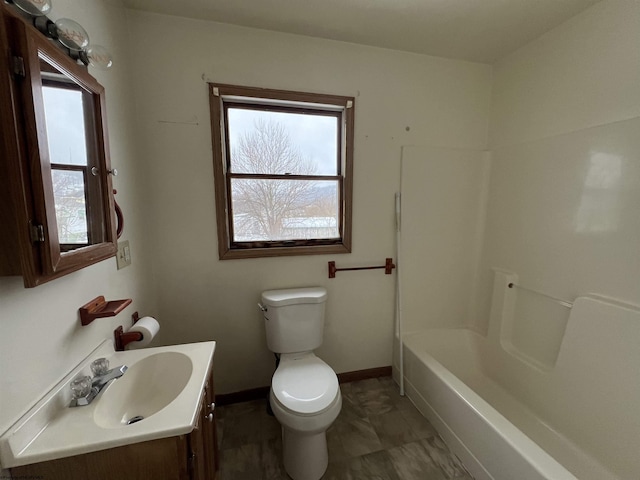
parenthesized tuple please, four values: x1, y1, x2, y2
(126, 316, 159, 349)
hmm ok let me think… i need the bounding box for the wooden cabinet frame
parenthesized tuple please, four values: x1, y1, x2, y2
(0, 5, 117, 287)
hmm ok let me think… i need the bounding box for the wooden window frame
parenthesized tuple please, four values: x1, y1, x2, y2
(208, 83, 354, 260)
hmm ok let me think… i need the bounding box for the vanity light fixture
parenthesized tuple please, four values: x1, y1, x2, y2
(5, 0, 113, 69)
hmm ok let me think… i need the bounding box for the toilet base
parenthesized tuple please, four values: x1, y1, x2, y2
(282, 427, 328, 480)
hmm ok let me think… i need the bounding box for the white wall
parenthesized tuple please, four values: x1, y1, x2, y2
(475, 0, 640, 333)
(0, 0, 156, 437)
(125, 11, 492, 394)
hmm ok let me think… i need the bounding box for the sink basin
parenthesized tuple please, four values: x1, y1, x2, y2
(94, 352, 193, 428)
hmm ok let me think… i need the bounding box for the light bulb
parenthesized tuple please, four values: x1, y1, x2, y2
(55, 18, 89, 51)
(12, 0, 52, 16)
(86, 45, 113, 70)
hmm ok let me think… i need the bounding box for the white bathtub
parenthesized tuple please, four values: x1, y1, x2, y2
(403, 329, 579, 480)
(400, 283, 640, 480)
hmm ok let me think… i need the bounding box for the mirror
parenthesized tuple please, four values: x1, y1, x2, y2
(40, 57, 108, 252)
(28, 36, 116, 277)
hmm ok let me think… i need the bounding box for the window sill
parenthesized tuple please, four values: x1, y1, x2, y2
(219, 243, 351, 260)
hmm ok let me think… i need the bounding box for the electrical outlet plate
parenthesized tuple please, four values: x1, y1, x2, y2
(116, 240, 131, 270)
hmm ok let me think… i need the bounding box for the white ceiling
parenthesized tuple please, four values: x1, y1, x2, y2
(121, 0, 601, 64)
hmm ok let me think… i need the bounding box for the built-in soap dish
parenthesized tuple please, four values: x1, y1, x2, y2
(79, 296, 132, 326)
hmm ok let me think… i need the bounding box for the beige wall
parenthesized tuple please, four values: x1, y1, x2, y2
(0, 0, 156, 435)
(475, 0, 640, 334)
(125, 11, 492, 394)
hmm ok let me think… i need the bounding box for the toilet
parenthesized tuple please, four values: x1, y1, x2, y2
(260, 287, 342, 480)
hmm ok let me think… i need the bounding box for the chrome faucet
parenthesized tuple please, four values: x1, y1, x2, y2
(93, 365, 128, 390)
(69, 363, 128, 407)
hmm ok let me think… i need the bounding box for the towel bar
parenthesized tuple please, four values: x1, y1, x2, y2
(328, 258, 395, 278)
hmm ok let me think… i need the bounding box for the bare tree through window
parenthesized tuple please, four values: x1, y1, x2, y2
(231, 118, 339, 241)
(51, 168, 88, 244)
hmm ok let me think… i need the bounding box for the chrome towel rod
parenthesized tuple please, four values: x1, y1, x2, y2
(507, 282, 573, 308)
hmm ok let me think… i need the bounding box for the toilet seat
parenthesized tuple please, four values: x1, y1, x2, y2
(272, 354, 339, 416)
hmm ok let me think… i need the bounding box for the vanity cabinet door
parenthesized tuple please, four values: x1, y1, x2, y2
(189, 368, 218, 480)
(203, 370, 219, 477)
(188, 391, 208, 480)
(10, 436, 191, 480)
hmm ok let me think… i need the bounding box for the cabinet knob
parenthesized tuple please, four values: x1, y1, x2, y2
(90, 166, 118, 176)
(207, 402, 215, 412)
(205, 413, 214, 422)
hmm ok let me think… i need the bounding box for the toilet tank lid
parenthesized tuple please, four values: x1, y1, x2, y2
(261, 287, 327, 307)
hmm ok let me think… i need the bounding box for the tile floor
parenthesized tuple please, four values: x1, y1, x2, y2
(216, 376, 474, 480)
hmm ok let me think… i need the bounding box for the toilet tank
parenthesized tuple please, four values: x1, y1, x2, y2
(261, 287, 327, 354)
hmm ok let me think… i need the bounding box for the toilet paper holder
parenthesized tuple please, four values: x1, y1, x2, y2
(114, 311, 143, 351)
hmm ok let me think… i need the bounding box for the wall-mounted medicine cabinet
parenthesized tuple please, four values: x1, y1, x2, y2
(0, 5, 117, 287)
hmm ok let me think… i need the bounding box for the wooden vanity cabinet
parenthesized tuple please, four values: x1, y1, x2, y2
(10, 368, 219, 480)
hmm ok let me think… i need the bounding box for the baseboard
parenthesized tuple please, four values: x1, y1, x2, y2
(336, 365, 392, 384)
(216, 386, 271, 406)
(216, 365, 392, 406)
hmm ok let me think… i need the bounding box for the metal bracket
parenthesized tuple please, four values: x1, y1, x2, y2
(29, 223, 44, 243)
(12, 56, 25, 77)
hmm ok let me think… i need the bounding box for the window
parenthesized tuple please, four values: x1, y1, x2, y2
(209, 84, 354, 259)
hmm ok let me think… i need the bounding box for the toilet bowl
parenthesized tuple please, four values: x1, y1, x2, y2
(270, 353, 341, 480)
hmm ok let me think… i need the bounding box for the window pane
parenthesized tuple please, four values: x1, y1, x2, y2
(227, 108, 338, 175)
(42, 85, 88, 166)
(231, 178, 339, 241)
(51, 169, 88, 244)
